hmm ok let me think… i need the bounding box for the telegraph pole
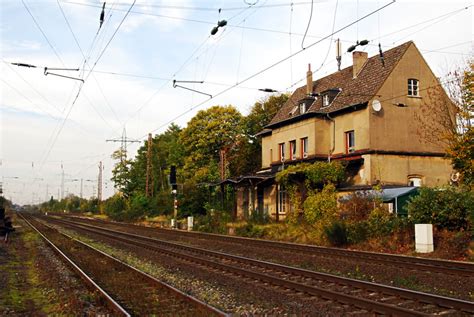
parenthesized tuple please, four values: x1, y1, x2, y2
(98, 161, 103, 206)
(145, 133, 152, 198)
(80, 178, 83, 199)
(60, 163, 64, 200)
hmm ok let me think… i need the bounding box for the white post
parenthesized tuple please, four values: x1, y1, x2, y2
(415, 224, 434, 253)
(187, 216, 193, 231)
(171, 219, 175, 229)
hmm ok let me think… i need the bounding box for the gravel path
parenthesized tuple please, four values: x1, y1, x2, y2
(0, 215, 113, 316)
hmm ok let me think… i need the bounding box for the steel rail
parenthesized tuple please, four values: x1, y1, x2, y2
(62, 214, 474, 276)
(22, 213, 228, 317)
(47, 216, 474, 316)
(18, 213, 131, 317)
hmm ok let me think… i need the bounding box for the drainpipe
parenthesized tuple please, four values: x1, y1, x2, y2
(326, 113, 335, 162)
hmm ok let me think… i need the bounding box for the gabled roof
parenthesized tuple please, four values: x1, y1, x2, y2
(267, 41, 413, 128)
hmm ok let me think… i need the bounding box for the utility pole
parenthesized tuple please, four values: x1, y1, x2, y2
(60, 163, 64, 200)
(80, 178, 83, 199)
(98, 161, 103, 207)
(106, 127, 140, 162)
(145, 133, 153, 198)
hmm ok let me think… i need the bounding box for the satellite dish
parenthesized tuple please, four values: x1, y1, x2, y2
(372, 99, 382, 112)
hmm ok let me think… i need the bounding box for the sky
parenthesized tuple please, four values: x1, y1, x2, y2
(1, 0, 472, 205)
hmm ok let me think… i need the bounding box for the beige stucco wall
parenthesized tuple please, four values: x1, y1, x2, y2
(332, 108, 370, 155)
(261, 118, 331, 168)
(367, 154, 452, 186)
(264, 185, 276, 217)
(370, 43, 446, 153)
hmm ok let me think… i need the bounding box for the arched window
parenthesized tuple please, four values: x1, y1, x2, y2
(408, 175, 422, 187)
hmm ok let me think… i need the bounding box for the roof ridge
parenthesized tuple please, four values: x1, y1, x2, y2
(266, 41, 415, 128)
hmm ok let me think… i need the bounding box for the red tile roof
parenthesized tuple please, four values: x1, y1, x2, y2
(267, 41, 413, 127)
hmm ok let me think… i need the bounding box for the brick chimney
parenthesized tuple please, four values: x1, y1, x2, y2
(352, 51, 368, 78)
(306, 63, 313, 95)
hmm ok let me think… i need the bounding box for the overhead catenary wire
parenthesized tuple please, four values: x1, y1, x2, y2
(117, 1, 268, 132)
(139, 0, 396, 140)
(301, 0, 314, 49)
(38, 0, 137, 173)
(56, 0, 123, 131)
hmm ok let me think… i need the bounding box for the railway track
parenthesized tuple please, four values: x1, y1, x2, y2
(60, 214, 474, 277)
(42, 214, 474, 316)
(18, 213, 227, 316)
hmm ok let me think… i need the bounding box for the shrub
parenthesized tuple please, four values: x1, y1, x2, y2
(346, 221, 369, 244)
(367, 207, 395, 237)
(104, 194, 127, 221)
(339, 191, 378, 222)
(407, 186, 474, 231)
(194, 206, 232, 234)
(433, 229, 472, 259)
(324, 221, 348, 247)
(303, 183, 338, 225)
(235, 222, 266, 238)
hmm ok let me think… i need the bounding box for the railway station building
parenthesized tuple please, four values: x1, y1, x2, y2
(223, 41, 454, 220)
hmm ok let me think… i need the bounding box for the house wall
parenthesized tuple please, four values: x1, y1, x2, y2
(264, 184, 277, 218)
(367, 154, 452, 187)
(331, 108, 370, 155)
(369, 43, 447, 153)
(261, 118, 331, 168)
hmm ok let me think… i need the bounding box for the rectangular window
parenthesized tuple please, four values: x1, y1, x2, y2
(345, 130, 355, 153)
(323, 94, 330, 107)
(408, 78, 419, 97)
(299, 102, 306, 114)
(278, 185, 287, 214)
(300, 137, 308, 158)
(289, 140, 296, 160)
(279, 143, 285, 161)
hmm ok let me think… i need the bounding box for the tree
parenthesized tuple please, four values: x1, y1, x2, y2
(179, 105, 243, 214)
(416, 59, 473, 187)
(111, 148, 132, 196)
(230, 94, 288, 176)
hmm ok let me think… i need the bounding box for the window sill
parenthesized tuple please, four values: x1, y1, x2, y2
(407, 95, 422, 99)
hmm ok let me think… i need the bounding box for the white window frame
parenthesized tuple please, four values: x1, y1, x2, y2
(289, 140, 297, 160)
(301, 137, 308, 158)
(279, 143, 285, 162)
(278, 185, 287, 214)
(323, 94, 330, 107)
(408, 78, 419, 97)
(408, 176, 422, 187)
(299, 102, 306, 114)
(345, 130, 355, 153)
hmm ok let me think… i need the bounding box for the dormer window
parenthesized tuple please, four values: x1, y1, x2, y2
(323, 95, 330, 107)
(320, 88, 341, 108)
(299, 102, 306, 114)
(408, 78, 419, 97)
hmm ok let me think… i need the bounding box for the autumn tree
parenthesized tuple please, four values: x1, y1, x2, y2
(230, 93, 289, 176)
(416, 59, 473, 187)
(179, 105, 243, 214)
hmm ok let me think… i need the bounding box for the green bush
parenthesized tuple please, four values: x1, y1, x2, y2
(194, 206, 232, 234)
(407, 186, 474, 231)
(124, 194, 149, 221)
(235, 222, 266, 238)
(104, 194, 127, 221)
(324, 221, 348, 247)
(249, 209, 270, 224)
(346, 221, 369, 244)
(303, 183, 338, 225)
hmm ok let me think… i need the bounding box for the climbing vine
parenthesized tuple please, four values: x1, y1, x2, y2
(276, 161, 345, 188)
